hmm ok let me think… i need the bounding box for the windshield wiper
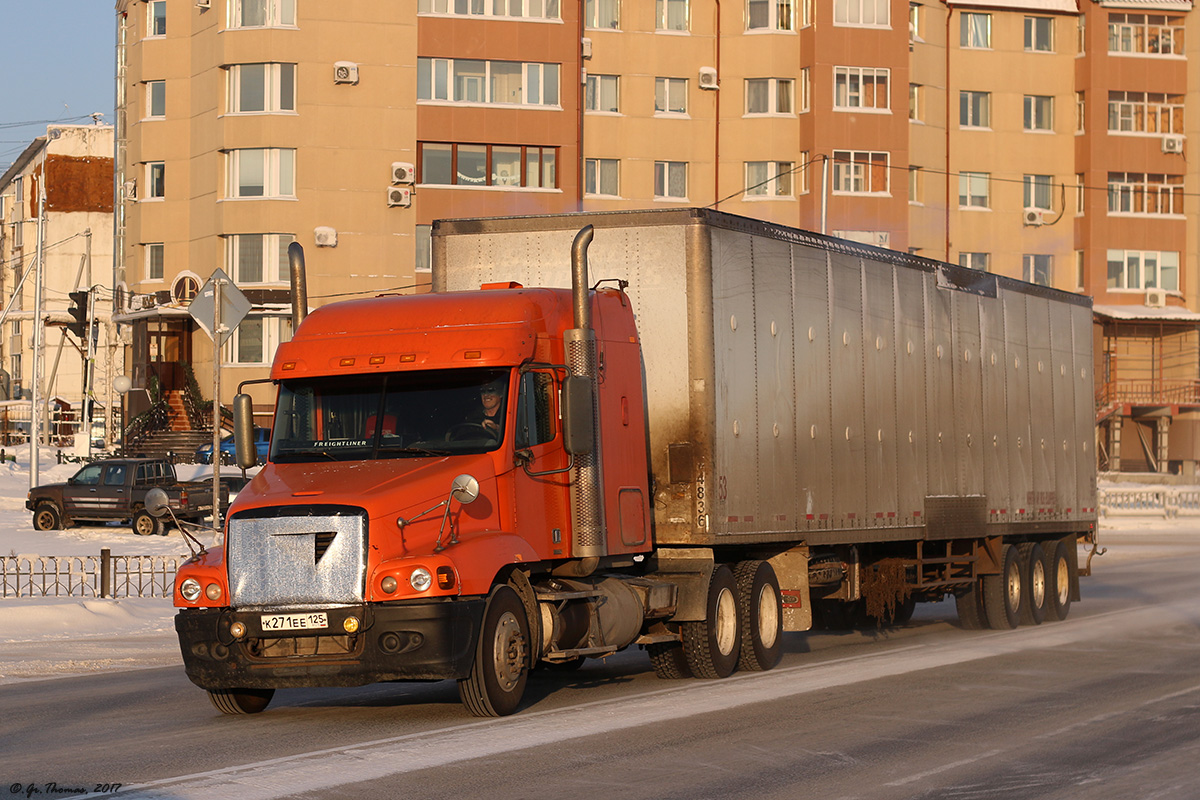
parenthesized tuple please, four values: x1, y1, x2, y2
(375, 445, 451, 457)
(274, 448, 339, 461)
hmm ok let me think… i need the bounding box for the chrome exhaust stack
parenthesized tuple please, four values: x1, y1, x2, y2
(288, 241, 308, 328)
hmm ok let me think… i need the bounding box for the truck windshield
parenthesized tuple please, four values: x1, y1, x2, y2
(270, 367, 511, 463)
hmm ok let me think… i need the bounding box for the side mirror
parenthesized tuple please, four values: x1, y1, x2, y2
(450, 473, 479, 504)
(145, 487, 170, 517)
(233, 393, 257, 469)
(561, 375, 595, 456)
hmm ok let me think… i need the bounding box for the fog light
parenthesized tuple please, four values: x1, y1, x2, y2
(205, 583, 223, 601)
(180, 578, 201, 602)
(229, 621, 246, 639)
(381, 576, 398, 594)
(343, 616, 360, 634)
(410, 567, 432, 592)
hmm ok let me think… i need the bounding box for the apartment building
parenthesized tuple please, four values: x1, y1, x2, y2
(0, 124, 115, 445)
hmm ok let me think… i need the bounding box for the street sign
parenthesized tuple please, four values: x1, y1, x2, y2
(189, 268, 250, 347)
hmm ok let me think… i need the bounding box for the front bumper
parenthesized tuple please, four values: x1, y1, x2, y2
(175, 597, 485, 690)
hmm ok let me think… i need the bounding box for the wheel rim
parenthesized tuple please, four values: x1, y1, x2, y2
(757, 583, 780, 649)
(36, 511, 53, 529)
(1030, 558, 1046, 608)
(1006, 559, 1022, 609)
(135, 515, 153, 535)
(714, 586, 738, 656)
(491, 611, 526, 692)
(1055, 555, 1070, 605)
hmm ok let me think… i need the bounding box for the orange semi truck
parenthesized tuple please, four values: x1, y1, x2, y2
(173, 209, 1098, 716)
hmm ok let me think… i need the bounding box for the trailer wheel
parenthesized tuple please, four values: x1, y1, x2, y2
(734, 560, 783, 672)
(131, 508, 164, 537)
(1018, 542, 1047, 626)
(647, 641, 692, 679)
(207, 687, 274, 715)
(891, 594, 917, 625)
(32, 502, 62, 531)
(1043, 538, 1073, 622)
(983, 544, 1022, 629)
(458, 585, 530, 717)
(682, 564, 741, 679)
(954, 581, 987, 630)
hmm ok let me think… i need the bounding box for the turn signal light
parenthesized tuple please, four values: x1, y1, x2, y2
(339, 357, 356, 367)
(436, 566, 456, 590)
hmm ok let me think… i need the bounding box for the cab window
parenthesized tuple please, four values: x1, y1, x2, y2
(515, 371, 556, 449)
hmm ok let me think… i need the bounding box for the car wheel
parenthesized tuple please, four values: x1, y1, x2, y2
(132, 508, 164, 536)
(32, 502, 62, 531)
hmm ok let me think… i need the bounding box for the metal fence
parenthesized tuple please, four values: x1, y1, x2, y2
(0, 548, 182, 598)
(1098, 487, 1200, 518)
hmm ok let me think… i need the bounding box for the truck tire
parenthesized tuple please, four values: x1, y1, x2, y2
(1043, 538, 1073, 622)
(647, 641, 691, 679)
(32, 502, 62, 531)
(458, 585, 530, 717)
(734, 560, 783, 672)
(955, 580, 987, 630)
(131, 508, 164, 537)
(682, 564, 741, 679)
(983, 543, 1022, 629)
(207, 687, 274, 715)
(1018, 542, 1047, 626)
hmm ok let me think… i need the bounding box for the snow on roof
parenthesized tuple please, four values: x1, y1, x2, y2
(1093, 304, 1200, 322)
(1095, 0, 1191, 8)
(948, 0, 1079, 13)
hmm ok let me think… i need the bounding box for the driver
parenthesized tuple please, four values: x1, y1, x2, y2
(466, 378, 506, 437)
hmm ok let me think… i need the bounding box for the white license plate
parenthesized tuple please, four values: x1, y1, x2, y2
(260, 612, 328, 632)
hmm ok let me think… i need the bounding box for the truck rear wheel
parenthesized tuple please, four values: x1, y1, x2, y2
(32, 502, 62, 531)
(1043, 538, 1074, 622)
(647, 641, 692, 679)
(207, 687, 274, 715)
(983, 543, 1022, 629)
(734, 560, 782, 672)
(458, 585, 530, 717)
(1018, 542, 1047, 626)
(682, 564, 741, 679)
(131, 508, 165, 537)
(955, 580, 987, 629)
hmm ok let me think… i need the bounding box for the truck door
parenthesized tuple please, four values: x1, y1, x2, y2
(95, 463, 130, 516)
(63, 463, 103, 518)
(511, 370, 571, 554)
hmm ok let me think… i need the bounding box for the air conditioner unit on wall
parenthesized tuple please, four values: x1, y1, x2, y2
(334, 62, 359, 85)
(387, 186, 412, 208)
(1023, 208, 1046, 226)
(698, 67, 718, 90)
(1145, 288, 1167, 308)
(122, 180, 137, 201)
(314, 226, 338, 247)
(391, 162, 415, 185)
(1162, 135, 1184, 154)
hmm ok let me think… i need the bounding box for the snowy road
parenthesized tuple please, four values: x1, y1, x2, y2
(2, 524, 1199, 800)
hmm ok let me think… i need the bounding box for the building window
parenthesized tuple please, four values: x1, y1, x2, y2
(145, 81, 166, 119)
(11, 354, 20, 383)
(417, 0, 562, 20)
(416, 225, 432, 273)
(224, 316, 294, 366)
(419, 143, 557, 188)
(1076, 92, 1085, 132)
(908, 166, 921, 203)
(586, 74, 619, 112)
(229, 0, 297, 28)
(148, 1, 166, 36)
(654, 161, 687, 199)
(655, 78, 688, 115)
(585, 158, 620, 196)
(746, 78, 793, 115)
(585, 0, 619, 29)
(960, 91, 990, 128)
(657, 0, 687, 30)
(801, 0, 813, 27)
(959, 252, 989, 271)
(958, 172, 989, 208)
(1107, 173, 1184, 215)
(227, 233, 295, 283)
(1076, 251, 1085, 290)
(417, 58, 561, 107)
(1107, 14, 1184, 56)
(1076, 173, 1085, 214)
(833, 151, 889, 194)
(1023, 174, 1052, 210)
(1023, 254, 1052, 286)
(1078, 15, 1086, 54)
(146, 243, 164, 281)
(227, 148, 296, 198)
(1024, 95, 1054, 131)
(1025, 16, 1053, 51)
(1107, 91, 1184, 134)
(748, 0, 794, 30)
(1107, 249, 1178, 291)
(746, 161, 794, 197)
(834, 0, 888, 27)
(909, 2, 921, 40)
(145, 162, 165, 200)
(228, 63, 296, 113)
(834, 67, 890, 111)
(909, 84, 921, 121)
(961, 12, 990, 48)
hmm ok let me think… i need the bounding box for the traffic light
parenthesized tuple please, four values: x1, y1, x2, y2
(67, 289, 90, 339)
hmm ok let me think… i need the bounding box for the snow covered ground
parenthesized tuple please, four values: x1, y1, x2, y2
(0, 443, 1194, 686)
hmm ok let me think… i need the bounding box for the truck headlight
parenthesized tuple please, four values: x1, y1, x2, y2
(410, 567, 432, 592)
(180, 578, 202, 602)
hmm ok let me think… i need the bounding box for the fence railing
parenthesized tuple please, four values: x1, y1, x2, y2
(0, 548, 182, 598)
(1098, 487, 1200, 518)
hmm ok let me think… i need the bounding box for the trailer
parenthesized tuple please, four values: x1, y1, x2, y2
(173, 208, 1098, 716)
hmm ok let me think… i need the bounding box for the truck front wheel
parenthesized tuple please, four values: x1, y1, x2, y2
(734, 560, 782, 672)
(458, 585, 530, 717)
(32, 502, 62, 531)
(682, 564, 741, 679)
(207, 688, 274, 715)
(132, 508, 165, 536)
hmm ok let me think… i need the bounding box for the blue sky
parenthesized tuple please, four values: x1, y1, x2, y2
(1, 0, 115, 172)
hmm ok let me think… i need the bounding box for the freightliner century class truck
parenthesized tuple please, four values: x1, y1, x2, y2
(173, 209, 1099, 716)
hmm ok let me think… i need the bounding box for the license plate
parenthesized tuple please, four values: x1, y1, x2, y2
(260, 612, 328, 632)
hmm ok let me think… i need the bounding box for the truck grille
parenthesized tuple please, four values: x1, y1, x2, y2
(227, 507, 367, 609)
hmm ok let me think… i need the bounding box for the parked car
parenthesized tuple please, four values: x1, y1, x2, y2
(195, 428, 270, 465)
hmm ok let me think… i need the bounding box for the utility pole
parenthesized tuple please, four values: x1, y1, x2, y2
(30, 160, 46, 489)
(212, 277, 224, 533)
